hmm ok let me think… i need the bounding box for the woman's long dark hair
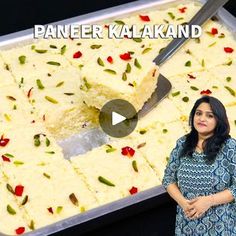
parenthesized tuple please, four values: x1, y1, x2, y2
(181, 96, 231, 164)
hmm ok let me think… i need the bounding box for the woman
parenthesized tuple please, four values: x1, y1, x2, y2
(162, 96, 236, 235)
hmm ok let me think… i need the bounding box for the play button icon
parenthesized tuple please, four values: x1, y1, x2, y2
(99, 99, 138, 138)
(112, 112, 126, 126)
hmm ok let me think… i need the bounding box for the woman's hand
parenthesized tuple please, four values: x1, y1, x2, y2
(185, 196, 213, 220)
(178, 198, 194, 216)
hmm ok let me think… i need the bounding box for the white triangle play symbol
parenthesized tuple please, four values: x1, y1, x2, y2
(112, 111, 126, 126)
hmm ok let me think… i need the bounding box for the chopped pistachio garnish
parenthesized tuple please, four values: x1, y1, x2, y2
(35, 49, 47, 53)
(91, 44, 102, 49)
(106, 146, 117, 153)
(34, 134, 41, 147)
(167, 12, 175, 20)
(208, 42, 216, 47)
(45, 138, 50, 147)
(69, 193, 79, 206)
(190, 86, 199, 91)
(132, 160, 138, 172)
(19, 55, 26, 64)
(132, 38, 142, 43)
(29, 220, 35, 230)
(60, 45, 67, 55)
(64, 93, 74, 96)
(6, 183, 15, 194)
(36, 79, 45, 90)
(21, 195, 28, 205)
(80, 206, 86, 213)
(137, 142, 146, 149)
(78, 64, 84, 69)
(104, 69, 116, 75)
(176, 17, 184, 21)
(218, 33, 225, 38)
(185, 61, 191, 67)
(126, 63, 131, 73)
(201, 59, 205, 67)
(195, 38, 201, 44)
(6, 95, 16, 101)
(172, 91, 180, 97)
(43, 172, 51, 179)
(224, 86, 235, 96)
(4, 113, 11, 121)
(20, 77, 24, 84)
(45, 96, 58, 104)
(7, 205, 16, 215)
(226, 76, 231, 82)
(212, 85, 218, 89)
(162, 128, 168, 133)
(98, 176, 115, 186)
(82, 77, 91, 90)
(159, 47, 166, 54)
(182, 96, 189, 102)
(97, 57, 104, 67)
(134, 58, 142, 69)
(13, 161, 24, 166)
(122, 72, 127, 81)
(114, 20, 125, 25)
(56, 81, 64, 87)
(49, 45, 57, 49)
(13, 104, 17, 110)
(3, 153, 14, 158)
(234, 120, 236, 126)
(31, 45, 36, 50)
(45, 151, 55, 154)
(224, 60, 232, 66)
(166, 156, 170, 162)
(57, 206, 63, 214)
(47, 61, 61, 66)
(185, 49, 192, 55)
(142, 47, 152, 54)
(139, 129, 147, 134)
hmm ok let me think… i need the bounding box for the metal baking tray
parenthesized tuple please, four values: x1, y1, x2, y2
(0, 0, 235, 235)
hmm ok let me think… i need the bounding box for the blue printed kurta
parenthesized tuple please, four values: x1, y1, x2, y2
(162, 136, 236, 236)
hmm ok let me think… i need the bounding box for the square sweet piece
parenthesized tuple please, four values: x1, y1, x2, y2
(79, 45, 159, 111)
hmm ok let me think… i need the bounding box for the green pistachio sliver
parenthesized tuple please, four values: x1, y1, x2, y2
(91, 44, 102, 49)
(114, 20, 125, 25)
(190, 86, 199, 91)
(172, 91, 180, 97)
(3, 153, 14, 158)
(21, 195, 29, 205)
(122, 72, 127, 81)
(132, 38, 142, 43)
(6, 95, 16, 101)
(106, 147, 117, 153)
(166, 156, 170, 162)
(142, 47, 152, 54)
(80, 206, 86, 212)
(35, 49, 47, 54)
(225, 60, 232, 66)
(69, 193, 79, 206)
(185, 49, 192, 55)
(218, 33, 225, 38)
(43, 172, 51, 179)
(176, 17, 184, 21)
(49, 45, 57, 49)
(159, 47, 166, 54)
(168, 12, 175, 20)
(185, 61, 191, 67)
(56, 81, 64, 87)
(126, 63, 131, 73)
(234, 120, 236, 126)
(182, 96, 189, 102)
(104, 69, 116, 75)
(47, 61, 61, 66)
(19, 55, 26, 64)
(208, 42, 216, 47)
(98, 176, 115, 187)
(132, 160, 138, 172)
(29, 220, 35, 230)
(45, 151, 55, 154)
(163, 128, 168, 133)
(56, 206, 63, 214)
(212, 85, 218, 89)
(128, 51, 135, 55)
(14, 161, 24, 166)
(134, 58, 142, 69)
(224, 86, 235, 96)
(36, 79, 45, 90)
(60, 45, 67, 55)
(97, 57, 104, 67)
(7, 205, 16, 215)
(13, 104, 17, 110)
(64, 93, 74, 96)
(226, 76, 231, 82)
(45, 96, 58, 104)
(31, 45, 36, 50)
(139, 129, 147, 135)
(45, 138, 50, 147)
(6, 183, 15, 194)
(195, 38, 201, 44)
(201, 59, 205, 67)
(83, 77, 91, 90)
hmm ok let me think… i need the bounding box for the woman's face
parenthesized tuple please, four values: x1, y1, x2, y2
(193, 102, 217, 137)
